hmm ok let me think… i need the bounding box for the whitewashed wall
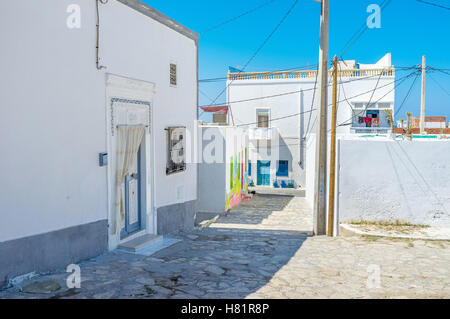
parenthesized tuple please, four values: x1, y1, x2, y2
(224, 126, 249, 210)
(0, 0, 106, 242)
(197, 126, 248, 213)
(338, 140, 450, 227)
(102, 0, 197, 209)
(0, 0, 197, 243)
(227, 66, 395, 189)
(197, 126, 227, 213)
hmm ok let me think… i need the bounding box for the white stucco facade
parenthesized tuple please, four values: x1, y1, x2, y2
(227, 54, 396, 189)
(0, 0, 198, 284)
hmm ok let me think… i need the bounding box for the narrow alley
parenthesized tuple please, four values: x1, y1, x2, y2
(1, 194, 449, 299)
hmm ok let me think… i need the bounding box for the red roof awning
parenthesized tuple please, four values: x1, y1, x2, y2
(200, 106, 228, 114)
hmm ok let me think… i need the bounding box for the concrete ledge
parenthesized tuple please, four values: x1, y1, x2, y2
(0, 220, 108, 290)
(340, 223, 450, 241)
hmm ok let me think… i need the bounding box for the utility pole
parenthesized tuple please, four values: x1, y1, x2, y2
(313, 0, 329, 236)
(328, 55, 338, 237)
(420, 55, 426, 134)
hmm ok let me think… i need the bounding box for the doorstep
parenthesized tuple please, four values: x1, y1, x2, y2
(118, 234, 163, 252)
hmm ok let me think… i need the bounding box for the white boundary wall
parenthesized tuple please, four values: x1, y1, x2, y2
(338, 139, 450, 227)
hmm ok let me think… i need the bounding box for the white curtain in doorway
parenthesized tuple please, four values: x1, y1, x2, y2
(114, 126, 145, 235)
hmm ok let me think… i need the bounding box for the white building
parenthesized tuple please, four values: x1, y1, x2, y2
(0, 0, 198, 287)
(197, 125, 250, 213)
(226, 54, 396, 189)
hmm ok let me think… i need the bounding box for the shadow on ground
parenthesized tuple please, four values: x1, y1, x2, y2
(0, 194, 313, 299)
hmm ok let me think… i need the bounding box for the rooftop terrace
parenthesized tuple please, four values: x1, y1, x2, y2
(227, 67, 395, 81)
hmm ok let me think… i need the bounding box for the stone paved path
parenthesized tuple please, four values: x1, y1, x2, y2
(1, 194, 449, 299)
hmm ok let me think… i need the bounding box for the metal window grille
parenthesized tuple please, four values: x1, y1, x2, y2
(166, 127, 185, 175)
(170, 63, 177, 86)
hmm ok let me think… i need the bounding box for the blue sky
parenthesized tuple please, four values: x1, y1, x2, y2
(143, 0, 450, 122)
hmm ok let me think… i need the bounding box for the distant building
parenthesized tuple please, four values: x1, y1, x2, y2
(411, 116, 447, 129)
(226, 53, 395, 188)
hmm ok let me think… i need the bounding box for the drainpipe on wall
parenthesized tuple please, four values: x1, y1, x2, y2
(96, 0, 108, 70)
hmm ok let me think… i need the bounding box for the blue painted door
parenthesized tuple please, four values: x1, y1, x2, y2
(257, 160, 271, 186)
(121, 147, 142, 238)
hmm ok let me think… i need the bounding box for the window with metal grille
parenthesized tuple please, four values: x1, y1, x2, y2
(170, 63, 177, 86)
(166, 127, 185, 175)
(257, 109, 269, 128)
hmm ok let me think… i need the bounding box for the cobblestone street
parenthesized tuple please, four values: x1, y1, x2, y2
(1, 194, 449, 299)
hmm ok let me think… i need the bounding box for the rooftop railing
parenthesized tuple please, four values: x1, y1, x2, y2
(227, 68, 395, 81)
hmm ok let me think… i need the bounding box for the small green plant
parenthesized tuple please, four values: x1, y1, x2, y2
(384, 109, 394, 130)
(406, 112, 412, 133)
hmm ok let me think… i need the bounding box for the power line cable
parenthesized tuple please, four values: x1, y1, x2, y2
(208, 0, 300, 123)
(429, 73, 450, 97)
(199, 63, 321, 83)
(201, 67, 415, 108)
(394, 73, 421, 117)
(338, 0, 393, 60)
(199, 64, 415, 83)
(336, 70, 419, 128)
(416, 0, 450, 11)
(200, 0, 277, 34)
(303, 64, 319, 139)
(236, 108, 316, 127)
(430, 67, 450, 77)
(234, 70, 416, 128)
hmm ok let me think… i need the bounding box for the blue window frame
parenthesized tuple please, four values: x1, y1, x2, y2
(248, 162, 252, 176)
(276, 160, 289, 177)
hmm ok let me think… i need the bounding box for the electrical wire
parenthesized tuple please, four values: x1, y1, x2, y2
(200, 67, 413, 108)
(208, 0, 300, 123)
(429, 74, 450, 97)
(394, 73, 420, 117)
(303, 64, 319, 139)
(200, 0, 277, 34)
(416, 0, 450, 11)
(338, 0, 393, 60)
(233, 70, 417, 128)
(199, 63, 321, 83)
(335, 70, 419, 128)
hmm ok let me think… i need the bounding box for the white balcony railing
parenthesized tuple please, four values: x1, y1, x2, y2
(351, 126, 392, 134)
(227, 68, 395, 81)
(249, 127, 274, 140)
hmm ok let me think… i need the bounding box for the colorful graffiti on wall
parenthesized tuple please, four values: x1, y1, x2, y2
(226, 148, 249, 210)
